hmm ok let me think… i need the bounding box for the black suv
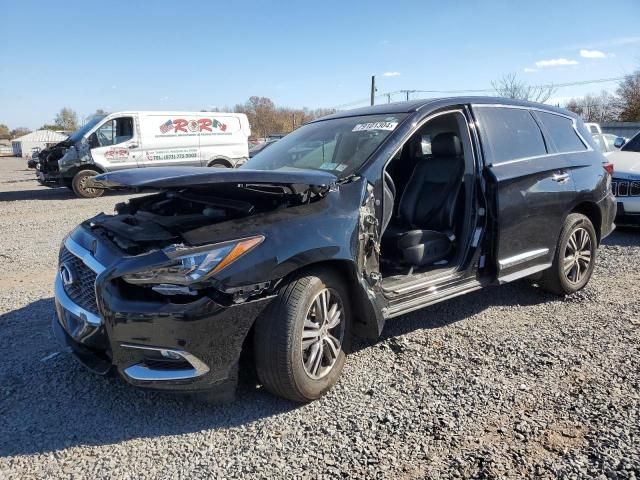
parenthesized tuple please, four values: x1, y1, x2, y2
(53, 98, 615, 402)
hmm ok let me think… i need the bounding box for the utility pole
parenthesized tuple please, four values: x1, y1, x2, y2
(385, 93, 392, 104)
(400, 90, 416, 101)
(370, 76, 376, 106)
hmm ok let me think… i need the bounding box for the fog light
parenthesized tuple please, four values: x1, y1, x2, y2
(160, 350, 182, 360)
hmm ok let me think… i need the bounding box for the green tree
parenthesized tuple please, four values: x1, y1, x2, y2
(0, 124, 10, 139)
(54, 108, 79, 130)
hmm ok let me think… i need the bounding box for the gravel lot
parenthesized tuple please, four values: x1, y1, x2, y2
(0, 156, 638, 479)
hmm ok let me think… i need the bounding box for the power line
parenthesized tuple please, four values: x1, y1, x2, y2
(332, 76, 628, 110)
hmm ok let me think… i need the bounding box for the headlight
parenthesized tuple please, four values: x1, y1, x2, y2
(122, 235, 264, 286)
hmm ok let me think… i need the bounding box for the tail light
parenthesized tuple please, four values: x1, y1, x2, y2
(603, 162, 614, 175)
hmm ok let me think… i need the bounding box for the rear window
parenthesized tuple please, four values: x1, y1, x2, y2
(475, 107, 547, 164)
(536, 112, 586, 153)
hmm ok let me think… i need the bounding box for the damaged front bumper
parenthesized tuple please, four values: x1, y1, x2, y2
(52, 234, 272, 395)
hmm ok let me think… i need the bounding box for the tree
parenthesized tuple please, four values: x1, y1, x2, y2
(492, 73, 556, 103)
(54, 108, 79, 131)
(616, 70, 640, 121)
(40, 124, 62, 131)
(565, 91, 620, 122)
(233, 96, 336, 139)
(10, 127, 31, 138)
(0, 124, 10, 140)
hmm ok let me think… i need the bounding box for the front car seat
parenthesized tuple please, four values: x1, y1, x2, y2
(396, 132, 465, 266)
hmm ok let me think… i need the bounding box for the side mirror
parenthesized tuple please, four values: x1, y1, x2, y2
(88, 133, 99, 149)
(614, 137, 626, 149)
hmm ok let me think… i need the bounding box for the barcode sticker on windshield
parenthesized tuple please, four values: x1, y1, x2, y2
(352, 121, 398, 132)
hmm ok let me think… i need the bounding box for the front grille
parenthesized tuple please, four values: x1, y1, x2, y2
(611, 179, 640, 197)
(59, 246, 99, 314)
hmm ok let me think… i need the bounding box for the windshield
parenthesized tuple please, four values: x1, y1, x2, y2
(622, 132, 640, 152)
(243, 114, 407, 177)
(68, 115, 107, 143)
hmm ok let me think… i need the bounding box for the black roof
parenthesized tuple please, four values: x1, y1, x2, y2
(314, 96, 576, 122)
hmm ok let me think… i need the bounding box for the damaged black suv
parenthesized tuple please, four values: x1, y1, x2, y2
(53, 98, 616, 402)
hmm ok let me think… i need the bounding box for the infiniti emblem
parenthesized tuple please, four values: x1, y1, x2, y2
(59, 263, 76, 287)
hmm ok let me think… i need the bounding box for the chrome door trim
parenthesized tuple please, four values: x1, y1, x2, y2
(498, 248, 549, 270)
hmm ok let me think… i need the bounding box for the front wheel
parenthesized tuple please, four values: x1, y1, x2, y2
(254, 268, 351, 402)
(71, 170, 104, 198)
(540, 213, 597, 295)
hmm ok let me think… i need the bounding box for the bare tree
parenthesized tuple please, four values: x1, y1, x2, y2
(565, 91, 620, 122)
(233, 97, 336, 139)
(10, 127, 31, 138)
(492, 73, 556, 103)
(54, 108, 79, 131)
(616, 70, 640, 121)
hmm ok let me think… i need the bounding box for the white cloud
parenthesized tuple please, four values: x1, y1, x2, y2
(580, 49, 606, 58)
(523, 67, 538, 73)
(534, 58, 579, 68)
(159, 96, 170, 101)
(383, 71, 401, 77)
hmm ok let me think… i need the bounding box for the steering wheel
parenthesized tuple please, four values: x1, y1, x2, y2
(97, 130, 110, 146)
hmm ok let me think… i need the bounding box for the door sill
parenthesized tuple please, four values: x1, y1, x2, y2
(381, 266, 458, 296)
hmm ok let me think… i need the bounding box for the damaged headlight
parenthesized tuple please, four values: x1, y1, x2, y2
(122, 236, 264, 286)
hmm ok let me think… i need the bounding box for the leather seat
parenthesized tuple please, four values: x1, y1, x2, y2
(395, 132, 465, 266)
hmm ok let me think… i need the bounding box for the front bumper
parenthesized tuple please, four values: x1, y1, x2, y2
(53, 233, 271, 394)
(615, 199, 640, 225)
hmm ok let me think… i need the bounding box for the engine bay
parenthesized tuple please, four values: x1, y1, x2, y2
(87, 183, 327, 254)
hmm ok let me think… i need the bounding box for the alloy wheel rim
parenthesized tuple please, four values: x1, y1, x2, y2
(301, 288, 345, 380)
(563, 227, 592, 284)
(79, 175, 97, 194)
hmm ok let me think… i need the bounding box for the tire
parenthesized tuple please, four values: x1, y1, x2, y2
(254, 268, 351, 402)
(207, 160, 229, 168)
(71, 170, 104, 198)
(540, 213, 597, 295)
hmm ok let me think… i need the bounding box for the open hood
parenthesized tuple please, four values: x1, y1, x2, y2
(90, 167, 337, 190)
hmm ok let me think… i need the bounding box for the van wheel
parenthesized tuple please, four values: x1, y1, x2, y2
(207, 160, 229, 168)
(540, 213, 596, 295)
(254, 268, 351, 402)
(72, 170, 104, 198)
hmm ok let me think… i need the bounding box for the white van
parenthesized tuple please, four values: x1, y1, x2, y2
(35, 111, 251, 197)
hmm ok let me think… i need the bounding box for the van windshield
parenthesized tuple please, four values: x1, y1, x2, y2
(68, 115, 107, 143)
(243, 114, 407, 177)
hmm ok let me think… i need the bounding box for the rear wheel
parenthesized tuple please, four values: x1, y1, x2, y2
(540, 213, 596, 295)
(207, 160, 230, 168)
(72, 170, 104, 198)
(254, 268, 351, 402)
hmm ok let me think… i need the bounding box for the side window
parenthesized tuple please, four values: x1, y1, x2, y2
(95, 121, 114, 147)
(536, 112, 587, 153)
(475, 107, 547, 163)
(95, 117, 134, 147)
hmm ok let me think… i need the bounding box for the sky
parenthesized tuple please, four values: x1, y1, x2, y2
(1, 0, 639, 129)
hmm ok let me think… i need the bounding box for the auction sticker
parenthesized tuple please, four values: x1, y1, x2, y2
(352, 121, 398, 132)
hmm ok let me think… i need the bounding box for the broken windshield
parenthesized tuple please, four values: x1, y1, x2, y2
(244, 114, 407, 177)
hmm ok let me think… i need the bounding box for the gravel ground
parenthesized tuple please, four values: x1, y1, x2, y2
(0, 156, 638, 479)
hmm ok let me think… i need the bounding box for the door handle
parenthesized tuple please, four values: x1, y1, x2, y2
(128, 143, 139, 149)
(552, 172, 570, 183)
